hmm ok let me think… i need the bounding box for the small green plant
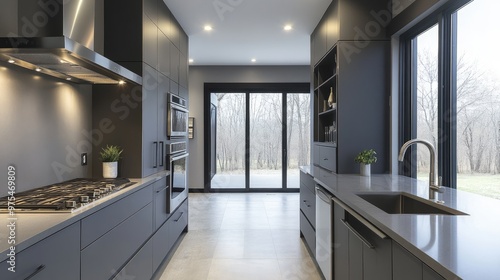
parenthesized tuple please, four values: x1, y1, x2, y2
(354, 149, 377, 165)
(100, 145, 123, 162)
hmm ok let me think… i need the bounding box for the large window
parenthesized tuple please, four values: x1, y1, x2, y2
(401, 0, 500, 200)
(205, 83, 310, 191)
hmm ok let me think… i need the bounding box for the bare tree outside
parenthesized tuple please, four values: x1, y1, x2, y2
(211, 92, 310, 189)
(415, 0, 500, 199)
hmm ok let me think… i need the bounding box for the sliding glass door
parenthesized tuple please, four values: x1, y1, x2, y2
(205, 84, 310, 191)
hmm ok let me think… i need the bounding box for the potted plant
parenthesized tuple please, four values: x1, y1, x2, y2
(354, 149, 377, 177)
(100, 145, 123, 178)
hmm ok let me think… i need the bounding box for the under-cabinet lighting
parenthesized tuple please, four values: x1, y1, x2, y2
(118, 80, 125, 85)
(35, 67, 41, 72)
(8, 59, 15, 64)
(66, 77, 72, 81)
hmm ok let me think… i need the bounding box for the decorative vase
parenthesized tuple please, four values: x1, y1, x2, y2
(360, 163, 371, 177)
(328, 87, 335, 108)
(103, 162, 118, 178)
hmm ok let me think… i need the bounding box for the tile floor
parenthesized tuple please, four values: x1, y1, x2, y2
(158, 193, 322, 280)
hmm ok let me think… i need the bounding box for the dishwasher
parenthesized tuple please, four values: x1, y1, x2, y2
(315, 185, 333, 280)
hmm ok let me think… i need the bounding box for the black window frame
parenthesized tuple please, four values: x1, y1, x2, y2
(399, 0, 471, 189)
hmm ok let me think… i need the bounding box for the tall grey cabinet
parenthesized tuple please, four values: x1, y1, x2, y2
(92, 0, 189, 178)
(311, 0, 390, 174)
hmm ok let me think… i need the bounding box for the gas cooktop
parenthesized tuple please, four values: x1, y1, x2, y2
(0, 178, 135, 213)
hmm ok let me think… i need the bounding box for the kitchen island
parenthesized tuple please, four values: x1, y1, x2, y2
(302, 166, 500, 280)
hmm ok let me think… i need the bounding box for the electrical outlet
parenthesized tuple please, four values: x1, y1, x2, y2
(81, 153, 87, 166)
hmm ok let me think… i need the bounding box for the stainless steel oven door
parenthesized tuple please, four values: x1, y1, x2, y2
(168, 102, 189, 137)
(168, 152, 189, 213)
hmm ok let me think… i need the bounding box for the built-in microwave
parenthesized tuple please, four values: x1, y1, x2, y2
(167, 93, 188, 138)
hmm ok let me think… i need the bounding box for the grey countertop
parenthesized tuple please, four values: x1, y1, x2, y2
(0, 171, 169, 262)
(305, 166, 500, 280)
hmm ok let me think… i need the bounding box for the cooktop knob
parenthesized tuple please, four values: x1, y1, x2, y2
(80, 196, 89, 203)
(65, 201, 76, 208)
(106, 184, 115, 190)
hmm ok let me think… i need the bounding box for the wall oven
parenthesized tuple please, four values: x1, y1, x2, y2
(167, 93, 189, 138)
(167, 141, 189, 213)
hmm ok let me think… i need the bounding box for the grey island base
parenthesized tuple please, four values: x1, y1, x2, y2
(300, 166, 500, 280)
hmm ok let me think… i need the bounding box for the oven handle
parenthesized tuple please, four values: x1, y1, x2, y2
(171, 153, 189, 162)
(169, 102, 189, 113)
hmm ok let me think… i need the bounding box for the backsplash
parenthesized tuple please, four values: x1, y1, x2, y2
(0, 62, 92, 196)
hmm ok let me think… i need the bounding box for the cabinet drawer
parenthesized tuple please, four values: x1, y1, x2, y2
(300, 211, 316, 256)
(0, 222, 80, 280)
(300, 184, 316, 228)
(168, 198, 188, 242)
(319, 145, 336, 172)
(113, 238, 153, 280)
(300, 170, 315, 193)
(153, 198, 188, 271)
(81, 183, 153, 249)
(81, 203, 153, 280)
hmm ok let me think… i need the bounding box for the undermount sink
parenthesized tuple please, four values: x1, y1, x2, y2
(357, 192, 467, 215)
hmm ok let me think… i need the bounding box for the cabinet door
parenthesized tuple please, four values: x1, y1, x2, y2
(393, 242, 422, 280)
(143, 15, 158, 69)
(157, 73, 169, 159)
(333, 201, 349, 280)
(154, 176, 171, 230)
(158, 31, 171, 78)
(325, 0, 339, 50)
(348, 230, 363, 280)
(423, 265, 446, 280)
(319, 145, 336, 172)
(0, 222, 80, 280)
(113, 238, 153, 280)
(142, 64, 159, 177)
(170, 45, 180, 83)
(179, 52, 188, 88)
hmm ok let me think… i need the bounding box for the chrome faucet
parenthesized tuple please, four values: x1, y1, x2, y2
(398, 139, 443, 200)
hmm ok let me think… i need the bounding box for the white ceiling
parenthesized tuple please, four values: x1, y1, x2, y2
(164, 0, 332, 66)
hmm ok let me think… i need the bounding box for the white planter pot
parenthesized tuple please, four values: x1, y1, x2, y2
(103, 162, 118, 178)
(360, 163, 371, 177)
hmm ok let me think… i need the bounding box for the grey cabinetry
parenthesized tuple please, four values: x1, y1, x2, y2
(393, 242, 445, 280)
(0, 222, 80, 280)
(153, 198, 188, 272)
(333, 198, 391, 280)
(311, 0, 390, 174)
(81, 184, 154, 280)
(97, 0, 188, 178)
(299, 170, 316, 255)
(113, 239, 153, 280)
(333, 200, 349, 280)
(154, 176, 171, 230)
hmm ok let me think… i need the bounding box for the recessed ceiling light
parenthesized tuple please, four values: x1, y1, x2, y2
(251, 58, 256, 63)
(66, 77, 72, 81)
(35, 67, 41, 72)
(204, 25, 213, 31)
(118, 80, 125, 85)
(189, 59, 194, 63)
(284, 25, 293, 31)
(8, 59, 15, 64)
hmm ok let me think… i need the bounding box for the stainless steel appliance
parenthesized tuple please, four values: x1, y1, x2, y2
(167, 141, 189, 213)
(316, 185, 333, 280)
(0, 178, 135, 213)
(167, 94, 189, 138)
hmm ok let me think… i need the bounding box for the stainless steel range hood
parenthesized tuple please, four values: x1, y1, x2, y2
(0, 36, 142, 84)
(0, 0, 142, 85)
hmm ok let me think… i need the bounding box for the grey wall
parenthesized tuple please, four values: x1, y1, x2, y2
(188, 65, 310, 190)
(0, 62, 92, 196)
(392, 0, 416, 17)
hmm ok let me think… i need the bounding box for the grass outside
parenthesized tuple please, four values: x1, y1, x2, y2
(418, 173, 500, 200)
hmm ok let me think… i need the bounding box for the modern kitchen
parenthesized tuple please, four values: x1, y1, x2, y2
(1, 0, 499, 279)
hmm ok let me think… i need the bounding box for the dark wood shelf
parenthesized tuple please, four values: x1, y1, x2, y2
(314, 74, 337, 91)
(318, 107, 336, 116)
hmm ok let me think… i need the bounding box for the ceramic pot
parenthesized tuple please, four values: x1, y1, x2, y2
(360, 163, 371, 177)
(103, 162, 118, 178)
